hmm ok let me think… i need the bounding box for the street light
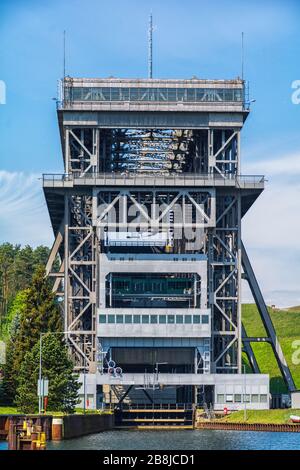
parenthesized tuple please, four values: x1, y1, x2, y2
(243, 364, 247, 422)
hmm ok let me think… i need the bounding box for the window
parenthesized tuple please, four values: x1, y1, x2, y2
(177, 89, 185, 101)
(260, 394, 268, 403)
(116, 315, 123, 323)
(193, 315, 201, 324)
(108, 315, 115, 324)
(251, 394, 259, 403)
(72, 88, 82, 100)
(139, 88, 149, 101)
(217, 394, 225, 403)
(176, 315, 184, 324)
(71, 86, 244, 103)
(187, 89, 196, 101)
(244, 394, 251, 403)
(125, 315, 132, 324)
(226, 395, 233, 403)
(202, 315, 209, 324)
(119, 88, 129, 101)
(82, 88, 92, 101)
(167, 315, 175, 324)
(159, 315, 166, 324)
(142, 316, 149, 324)
(150, 315, 158, 324)
(133, 315, 141, 324)
(185, 315, 192, 324)
(234, 394, 242, 403)
(129, 88, 139, 100)
(167, 88, 177, 101)
(99, 315, 106, 324)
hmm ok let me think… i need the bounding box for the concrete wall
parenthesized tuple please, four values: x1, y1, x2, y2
(62, 413, 114, 439)
(98, 253, 208, 310)
(291, 391, 300, 409)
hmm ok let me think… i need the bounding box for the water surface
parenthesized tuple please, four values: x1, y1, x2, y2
(47, 429, 300, 451)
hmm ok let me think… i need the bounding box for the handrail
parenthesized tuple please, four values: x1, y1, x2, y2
(42, 172, 265, 186)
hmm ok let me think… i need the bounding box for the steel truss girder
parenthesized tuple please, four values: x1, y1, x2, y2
(241, 324, 260, 374)
(241, 242, 296, 392)
(209, 193, 241, 373)
(48, 194, 98, 372)
(95, 188, 216, 229)
(208, 129, 240, 177)
(66, 127, 99, 175)
(65, 126, 240, 178)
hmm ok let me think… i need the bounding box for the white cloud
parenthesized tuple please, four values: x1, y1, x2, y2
(0, 171, 53, 247)
(244, 152, 300, 177)
(242, 152, 300, 307)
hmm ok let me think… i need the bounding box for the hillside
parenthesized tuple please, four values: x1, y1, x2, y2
(242, 304, 300, 393)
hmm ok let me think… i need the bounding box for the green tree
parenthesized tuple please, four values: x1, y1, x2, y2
(1, 290, 27, 340)
(0, 310, 22, 404)
(0, 243, 51, 337)
(15, 334, 80, 414)
(2, 265, 62, 403)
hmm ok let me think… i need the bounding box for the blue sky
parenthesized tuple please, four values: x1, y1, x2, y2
(0, 0, 300, 306)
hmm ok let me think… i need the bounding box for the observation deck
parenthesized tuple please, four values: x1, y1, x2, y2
(43, 173, 264, 189)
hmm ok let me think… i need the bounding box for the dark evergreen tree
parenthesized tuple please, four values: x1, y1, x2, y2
(2, 266, 62, 403)
(15, 334, 80, 414)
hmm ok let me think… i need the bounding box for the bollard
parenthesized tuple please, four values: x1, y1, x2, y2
(52, 418, 63, 441)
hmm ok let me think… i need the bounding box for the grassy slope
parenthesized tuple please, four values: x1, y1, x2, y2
(220, 408, 300, 424)
(242, 304, 300, 393)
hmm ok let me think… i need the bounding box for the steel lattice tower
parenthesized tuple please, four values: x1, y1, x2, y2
(44, 77, 295, 410)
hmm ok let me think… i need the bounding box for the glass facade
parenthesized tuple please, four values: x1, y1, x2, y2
(216, 394, 268, 404)
(99, 313, 210, 325)
(67, 86, 243, 103)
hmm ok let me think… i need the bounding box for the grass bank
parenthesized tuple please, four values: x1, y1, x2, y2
(0, 406, 112, 415)
(242, 304, 300, 393)
(218, 409, 300, 424)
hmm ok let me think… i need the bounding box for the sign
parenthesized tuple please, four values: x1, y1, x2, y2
(37, 379, 49, 397)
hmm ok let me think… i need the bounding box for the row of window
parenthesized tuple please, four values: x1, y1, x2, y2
(99, 314, 209, 325)
(67, 87, 243, 103)
(216, 394, 268, 404)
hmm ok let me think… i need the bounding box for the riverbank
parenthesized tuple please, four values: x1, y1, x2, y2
(195, 409, 300, 433)
(217, 409, 300, 424)
(0, 411, 114, 448)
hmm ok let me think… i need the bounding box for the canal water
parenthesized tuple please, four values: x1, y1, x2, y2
(46, 429, 300, 450)
(1, 429, 300, 450)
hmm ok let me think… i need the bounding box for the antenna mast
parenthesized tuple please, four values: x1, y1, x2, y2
(241, 31, 244, 80)
(63, 30, 66, 78)
(148, 13, 153, 79)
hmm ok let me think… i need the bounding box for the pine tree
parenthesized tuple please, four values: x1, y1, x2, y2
(15, 334, 80, 414)
(2, 265, 62, 403)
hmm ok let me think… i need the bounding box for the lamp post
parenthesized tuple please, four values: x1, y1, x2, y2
(243, 364, 247, 422)
(83, 354, 87, 414)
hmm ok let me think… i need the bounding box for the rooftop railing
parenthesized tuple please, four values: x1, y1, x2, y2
(42, 172, 265, 187)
